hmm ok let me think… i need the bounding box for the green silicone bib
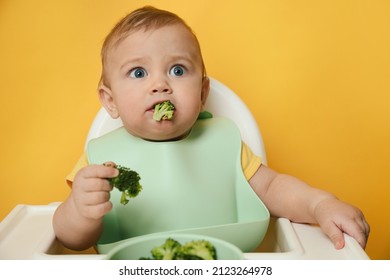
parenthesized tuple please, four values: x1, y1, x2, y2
(87, 117, 269, 253)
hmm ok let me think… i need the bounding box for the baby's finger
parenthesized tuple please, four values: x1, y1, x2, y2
(363, 219, 371, 239)
(345, 221, 369, 249)
(103, 161, 117, 168)
(82, 201, 113, 220)
(76, 176, 113, 192)
(82, 164, 119, 179)
(321, 222, 345, 249)
(354, 232, 368, 249)
(83, 190, 111, 205)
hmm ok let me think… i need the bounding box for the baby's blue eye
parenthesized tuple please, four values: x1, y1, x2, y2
(129, 68, 147, 78)
(170, 65, 185, 76)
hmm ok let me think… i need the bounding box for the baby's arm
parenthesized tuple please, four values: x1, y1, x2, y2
(53, 164, 118, 250)
(249, 164, 370, 249)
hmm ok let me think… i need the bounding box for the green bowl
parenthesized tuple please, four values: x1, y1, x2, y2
(103, 233, 245, 260)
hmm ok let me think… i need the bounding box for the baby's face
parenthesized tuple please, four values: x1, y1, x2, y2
(101, 24, 208, 141)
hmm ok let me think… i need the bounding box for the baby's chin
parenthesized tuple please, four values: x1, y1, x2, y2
(125, 126, 190, 142)
(142, 131, 190, 142)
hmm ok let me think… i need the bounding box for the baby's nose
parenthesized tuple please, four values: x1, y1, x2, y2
(152, 87, 171, 93)
(152, 81, 172, 94)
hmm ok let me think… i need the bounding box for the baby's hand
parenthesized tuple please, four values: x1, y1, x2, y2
(314, 198, 370, 249)
(71, 162, 119, 220)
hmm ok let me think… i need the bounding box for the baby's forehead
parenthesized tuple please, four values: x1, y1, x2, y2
(120, 23, 198, 47)
(109, 24, 202, 59)
(102, 22, 206, 82)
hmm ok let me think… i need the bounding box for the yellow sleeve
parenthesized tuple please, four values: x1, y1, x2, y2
(65, 153, 88, 187)
(241, 142, 262, 180)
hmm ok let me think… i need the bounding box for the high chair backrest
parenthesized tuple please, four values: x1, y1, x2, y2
(86, 77, 267, 163)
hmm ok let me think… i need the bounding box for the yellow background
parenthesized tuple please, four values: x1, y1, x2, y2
(1, 0, 389, 259)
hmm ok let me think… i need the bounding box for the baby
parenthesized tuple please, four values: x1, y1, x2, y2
(53, 6, 369, 252)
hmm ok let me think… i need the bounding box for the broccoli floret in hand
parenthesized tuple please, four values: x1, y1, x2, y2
(107, 165, 142, 205)
(151, 238, 182, 260)
(153, 100, 175, 121)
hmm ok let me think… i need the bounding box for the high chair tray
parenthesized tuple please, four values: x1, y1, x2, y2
(0, 204, 370, 260)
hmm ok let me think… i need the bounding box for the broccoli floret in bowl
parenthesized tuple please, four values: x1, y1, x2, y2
(150, 238, 182, 260)
(104, 233, 244, 260)
(175, 239, 217, 260)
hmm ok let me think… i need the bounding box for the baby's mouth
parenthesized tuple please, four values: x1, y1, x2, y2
(152, 100, 175, 121)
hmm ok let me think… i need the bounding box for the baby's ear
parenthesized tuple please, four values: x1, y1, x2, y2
(200, 76, 210, 110)
(98, 84, 119, 119)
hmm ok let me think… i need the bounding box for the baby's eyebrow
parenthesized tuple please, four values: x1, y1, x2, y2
(168, 54, 197, 63)
(165, 55, 201, 69)
(120, 57, 149, 70)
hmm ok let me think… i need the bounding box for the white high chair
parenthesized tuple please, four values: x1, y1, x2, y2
(0, 78, 370, 260)
(85, 77, 267, 164)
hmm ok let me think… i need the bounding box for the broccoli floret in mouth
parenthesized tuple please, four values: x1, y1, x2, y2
(153, 100, 175, 121)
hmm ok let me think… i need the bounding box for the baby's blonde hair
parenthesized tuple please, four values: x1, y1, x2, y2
(100, 6, 206, 86)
